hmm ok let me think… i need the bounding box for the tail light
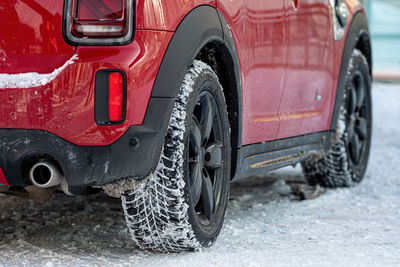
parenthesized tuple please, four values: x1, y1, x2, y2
(63, 0, 135, 45)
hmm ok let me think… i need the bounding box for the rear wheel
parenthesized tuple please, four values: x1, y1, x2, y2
(121, 61, 231, 252)
(302, 49, 372, 187)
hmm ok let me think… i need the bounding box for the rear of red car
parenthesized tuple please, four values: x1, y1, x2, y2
(0, 0, 173, 191)
(0, 0, 373, 253)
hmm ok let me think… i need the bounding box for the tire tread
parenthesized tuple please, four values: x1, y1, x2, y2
(121, 61, 219, 252)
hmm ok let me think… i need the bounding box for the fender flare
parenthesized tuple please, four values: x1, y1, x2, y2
(148, 5, 243, 177)
(151, 6, 242, 103)
(330, 11, 372, 130)
(152, 6, 223, 98)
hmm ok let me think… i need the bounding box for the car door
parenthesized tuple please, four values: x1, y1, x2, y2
(277, 0, 335, 139)
(217, 0, 286, 145)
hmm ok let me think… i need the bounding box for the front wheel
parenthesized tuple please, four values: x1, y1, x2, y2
(121, 61, 231, 252)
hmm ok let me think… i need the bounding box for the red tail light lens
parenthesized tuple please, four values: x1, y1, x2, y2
(63, 0, 135, 45)
(76, 0, 124, 21)
(108, 72, 124, 122)
(73, 0, 125, 38)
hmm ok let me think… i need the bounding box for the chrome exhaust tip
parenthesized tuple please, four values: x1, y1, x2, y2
(29, 162, 63, 188)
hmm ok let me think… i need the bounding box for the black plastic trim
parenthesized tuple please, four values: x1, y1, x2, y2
(95, 69, 127, 125)
(0, 97, 174, 188)
(216, 11, 244, 180)
(151, 6, 224, 98)
(330, 11, 371, 130)
(149, 6, 244, 180)
(232, 131, 334, 181)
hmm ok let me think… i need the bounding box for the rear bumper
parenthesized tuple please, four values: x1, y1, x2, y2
(0, 30, 173, 146)
(0, 98, 174, 189)
(0, 29, 175, 189)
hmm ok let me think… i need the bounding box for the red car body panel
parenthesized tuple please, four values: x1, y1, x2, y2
(277, 0, 335, 139)
(0, 1, 75, 74)
(0, 0, 175, 146)
(217, 0, 364, 144)
(0, 0, 217, 146)
(136, 0, 216, 31)
(217, 0, 286, 144)
(0, 29, 173, 146)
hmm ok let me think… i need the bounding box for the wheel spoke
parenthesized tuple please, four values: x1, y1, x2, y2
(199, 95, 215, 146)
(204, 142, 223, 169)
(189, 116, 204, 206)
(349, 85, 357, 115)
(356, 77, 366, 110)
(201, 170, 215, 220)
(190, 163, 203, 206)
(351, 133, 361, 164)
(347, 119, 356, 144)
(190, 116, 202, 154)
(356, 117, 368, 140)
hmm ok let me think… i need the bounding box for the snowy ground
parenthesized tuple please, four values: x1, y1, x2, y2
(0, 82, 399, 266)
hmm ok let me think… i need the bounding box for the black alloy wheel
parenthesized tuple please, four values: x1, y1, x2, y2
(187, 91, 224, 225)
(122, 61, 230, 252)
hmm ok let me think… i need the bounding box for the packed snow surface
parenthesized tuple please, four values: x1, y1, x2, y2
(0, 55, 78, 89)
(0, 82, 399, 266)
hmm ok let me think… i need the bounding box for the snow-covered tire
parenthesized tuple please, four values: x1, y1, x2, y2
(302, 49, 372, 187)
(121, 60, 231, 252)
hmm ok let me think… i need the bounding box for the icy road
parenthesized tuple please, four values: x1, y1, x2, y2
(0, 82, 399, 266)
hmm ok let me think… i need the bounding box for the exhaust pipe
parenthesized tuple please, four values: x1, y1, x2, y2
(29, 162, 63, 188)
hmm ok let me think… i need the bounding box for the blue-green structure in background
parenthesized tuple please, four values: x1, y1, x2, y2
(364, 0, 400, 72)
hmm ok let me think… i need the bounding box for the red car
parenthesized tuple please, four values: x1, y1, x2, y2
(0, 0, 372, 252)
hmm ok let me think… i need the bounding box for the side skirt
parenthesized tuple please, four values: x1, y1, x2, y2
(232, 131, 333, 181)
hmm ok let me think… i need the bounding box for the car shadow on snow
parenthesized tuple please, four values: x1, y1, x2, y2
(228, 166, 307, 207)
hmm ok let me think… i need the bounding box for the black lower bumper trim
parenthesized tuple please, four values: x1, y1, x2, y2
(0, 97, 174, 187)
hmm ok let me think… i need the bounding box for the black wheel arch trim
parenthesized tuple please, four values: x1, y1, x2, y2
(151, 5, 235, 98)
(150, 5, 243, 179)
(330, 11, 372, 130)
(216, 11, 243, 180)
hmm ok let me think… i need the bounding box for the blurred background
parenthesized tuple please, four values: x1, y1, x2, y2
(362, 0, 400, 81)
